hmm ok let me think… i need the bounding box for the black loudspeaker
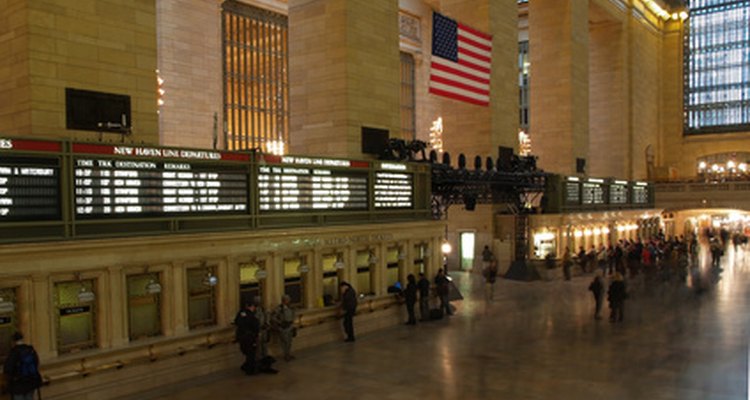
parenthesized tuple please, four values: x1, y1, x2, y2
(458, 153, 467, 169)
(474, 156, 482, 170)
(442, 152, 451, 166)
(66, 88, 131, 133)
(361, 127, 389, 155)
(576, 158, 586, 174)
(498, 146, 513, 171)
(485, 156, 494, 171)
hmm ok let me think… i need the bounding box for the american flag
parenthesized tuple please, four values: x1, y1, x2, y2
(429, 12, 492, 107)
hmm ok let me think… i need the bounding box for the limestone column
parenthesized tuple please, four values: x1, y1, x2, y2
(107, 266, 127, 348)
(529, 0, 590, 175)
(171, 265, 188, 335)
(30, 274, 53, 359)
(288, 0, 400, 158)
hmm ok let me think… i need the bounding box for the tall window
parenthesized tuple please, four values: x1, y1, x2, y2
(55, 280, 97, 354)
(127, 273, 162, 340)
(222, 1, 289, 153)
(187, 267, 217, 329)
(685, 0, 750, 134)
(519, 41, 530, 131)
(400, 52, 416, 139)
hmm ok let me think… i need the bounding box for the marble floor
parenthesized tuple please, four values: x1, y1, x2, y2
(138, 247, 749, 400)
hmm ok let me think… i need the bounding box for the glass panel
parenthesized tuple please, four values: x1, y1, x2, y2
(519, 40, 530, 131)
(187, 267, 216, 329)
(400, 52, 416, 139)
(356, 267, 371, 295)
(386, 265, 400, 287)
(284, 258, 304, 308)
(127, 273, 161, 340)
(55, 280, 96, 353)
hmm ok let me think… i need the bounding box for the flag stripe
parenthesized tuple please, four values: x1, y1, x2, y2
(458, 47, 491, 64)
(430, 69, 490, 91)
(458, 58, 491, 75)
(458, 23, 492, 42)
(430, 75, 490, 96)
(458, 35, 491, 52)
(430, 81, 489, 102)
(458, 51, 491, 70)
(429, 87, 489, 106)
(431, 59, 490, 83)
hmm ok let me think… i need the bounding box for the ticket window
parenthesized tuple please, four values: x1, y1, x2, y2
(355, 251, 373, 296)
(0, 288, 18, 363)
(386, 247, 400, 288)
(533, 232, 557, 259)
(187, 267, 217, 329)
(127, 273, 162, 341)
(55, 280, 97, 354)
(239, 261, 264, 309)
(283, 258, 305, 309)
(321, 254, 342, 307)
(414, 244, 427, 275)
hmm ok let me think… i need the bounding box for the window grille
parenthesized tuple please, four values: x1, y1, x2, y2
(222, 1, 289, 152)
(685, 0, 750, 134)
(400, 52, 416, 140)
(519, 41, 530, 131)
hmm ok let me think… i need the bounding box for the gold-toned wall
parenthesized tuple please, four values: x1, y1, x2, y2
(0, 0, 31, 134)
(289, 0, 400, 158)
(157, 0, 223, 149)
(0, 0, 158, 142)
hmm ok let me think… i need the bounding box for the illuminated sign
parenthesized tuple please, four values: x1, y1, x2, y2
(0, 139, 12, 149)
(74, 156, 248, 217)
(258, 164, 368, 211)
(374, 171, 413, 208)
(632, 185, 648, 204)
(582, 182, 605, 205)
(565, 181, 580, 204)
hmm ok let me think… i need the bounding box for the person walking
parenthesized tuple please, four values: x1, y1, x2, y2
(588, 272, 605, 320)
(417, 273, 430, 321)
(607, 273, 627, 323)
(481, 245, 494, 270)
(3, 332, 42, 400)
(434, 268, 453, 316)
(340, 281, 357, 342)
(562, 247, 573, 281)
(404, 274, 418, 325)
(234, 302, 260, 375)
(272, 295, 297, 361)
(253, 296, 270, 362)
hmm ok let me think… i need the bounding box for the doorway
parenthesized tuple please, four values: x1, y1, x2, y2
(460, 231, 476, 271)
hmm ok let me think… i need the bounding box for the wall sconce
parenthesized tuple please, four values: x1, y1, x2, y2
(298, 264, 310, 273)
(398, 251, 406, 261)
(368, 253, 379, 265)
(440, 241, 452, 255)
(574, 230, 583, 238)
(145, 279, 162, 294)
(0, 297, 15, 313)
(77, 286, 95, 303)
(202, 271, 218, 287)
(593, 228, 601, 235)
(334, 257, 345, 270)
(584, 229, 592, 236)
(255, 269, 268, 280)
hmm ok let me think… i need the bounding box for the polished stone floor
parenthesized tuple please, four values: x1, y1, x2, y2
(142, 246, 749, 400)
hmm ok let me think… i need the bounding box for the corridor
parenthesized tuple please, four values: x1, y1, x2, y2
(135, 247, 749, 400)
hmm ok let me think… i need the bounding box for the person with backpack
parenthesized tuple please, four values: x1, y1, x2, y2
(339, 281, 357, 342)
(3, 332, 42, 400)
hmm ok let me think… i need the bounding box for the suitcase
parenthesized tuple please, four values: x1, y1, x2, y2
(429, 308, 443, 320)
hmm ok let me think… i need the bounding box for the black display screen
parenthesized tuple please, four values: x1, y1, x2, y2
(0, 156, 60, 221)
(582, 182, 605, 205)
(610, 183, 628, 204)
(374, 171, 413, 208)
(258, 165, 368, 212)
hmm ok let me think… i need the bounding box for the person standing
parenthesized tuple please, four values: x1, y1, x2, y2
(481, 245, 494, 270)
(434, 268, 452, 316)
(404, 274, 418, 325)
(3, 332, 42, 400)
(607, 273, 627, 323)
(253, 296, 270, 362)
(417, 273, 430, 321)
(482, 258, 498, 302)
(340, 281, 357, 342)
(562, 247, 573, 281)
(272, 295, 297, 361)
(588, 272, 605, 320)
(234, 302, 260, 375)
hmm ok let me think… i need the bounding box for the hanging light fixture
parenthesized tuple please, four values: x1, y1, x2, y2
(145, 279, 162, 294)
(77, 286, 95, 303)
(0, 297, 15, 313)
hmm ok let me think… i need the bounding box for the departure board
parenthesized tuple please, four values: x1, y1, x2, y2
(582, 182, 605, 205)
(73, 144, 249, 218)
(565, 181, 580, 204)
(609, 182, 628, 204)
(258, 156, 369, 211)
(0, 139, 62, 221)
(632, 185, 649, 204)
(374, 163, 413, 208)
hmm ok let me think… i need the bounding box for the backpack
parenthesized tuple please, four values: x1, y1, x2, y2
(11, 345, 42, 390)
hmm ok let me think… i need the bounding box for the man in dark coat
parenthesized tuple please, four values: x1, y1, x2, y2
(404, 274, 418, 325)
(340, 281, 357, 342)
(234, 302, 260, 375)
(434, 268, 452, 316)
(607, 273, 627, 322)
(3, 332, 42, 400)
(417, 273, 430, 321)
